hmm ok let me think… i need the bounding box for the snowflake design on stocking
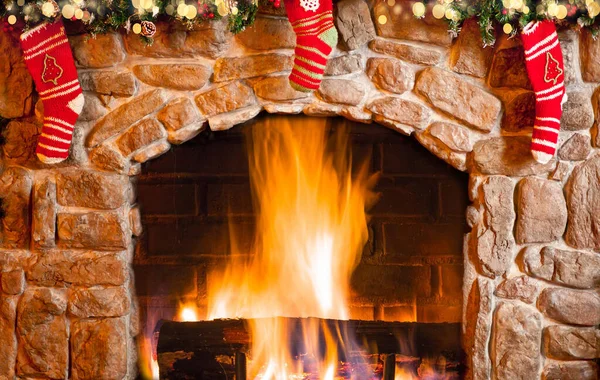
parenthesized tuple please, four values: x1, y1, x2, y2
(300, 0, 319, 12)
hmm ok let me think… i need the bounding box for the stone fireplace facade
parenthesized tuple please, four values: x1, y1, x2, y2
(0, 0, 599, 378)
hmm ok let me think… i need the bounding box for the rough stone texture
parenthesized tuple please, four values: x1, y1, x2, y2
(79, 93, 108, 122)
(550, 161, 570, 182)
(476, 176, 515, 278)
(464, 277, 493, 380)
(415, 68, 501, 132)
(449, 19, 493, 78)
(69, 33, 125, 68)
(115, 118, 167, 157)
(253, 76, 310, 101)
(544, 361, 599, 380)
(1, 120, 39, 164)
(133, 64, 211, 91)
(157, 97, 203, 132)
(367, 97, 431, 130)
(236, 17, 295, 50)
(524, 247, 600, 289)
(167, 122, 206, 145)
(16, 288, 68, 379)
(538, 288, 600, 326)
(0, 295, 17, 379)
(79, 70, 136, 97)
(1, 270, 25, 295)
(195, 81, 256, 117)
(0, 31, 33, 118)
(494, 275, 537, 304)
(492, 302, 542, 380)
(87, 89, 167, 148)
(32, 178, 56, 249)
(208, 105, 263, 132)
(123, 21, 230, 59)
(0, 167, 32, 249)
(130, 207, 143, 237)
(558, 133, 591, 161)
(368, 39, 441, 66)
(580, 29, 600, 82)
(213, 54, 293, 82)
(374, 2, 452, 47)
(498, 88, 535, 132)
(57, 171, 129, 209)
(335, 0, 376, 50)
(428, 122, 473, 152)
(565, 156, 600, 250)
(366, 58, 414, 94)
(561, 92, 595, 131)
(57, 212, 129, 251)
(69, 287, 130, 318)
(544, 325, 600, 360)
(325, 54, 362, 76)
(133, 140, 172, 163)
(27, 250, 126, 287)
(71, 318, 127, 380)
(89, 144, 128, 174)
(318, 79, 365, 106)
(516, 177, 567, 244)
(414, 132, 467, 171)
(489, 36, 531, 89)
(473, 136, 555, 176)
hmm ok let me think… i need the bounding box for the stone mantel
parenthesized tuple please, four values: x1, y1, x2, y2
(0, 0, 599, 378)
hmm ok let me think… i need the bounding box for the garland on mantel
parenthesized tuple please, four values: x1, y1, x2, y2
(0, 0, 598, 45)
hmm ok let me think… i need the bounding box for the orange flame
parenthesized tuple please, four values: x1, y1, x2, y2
(207, 116, 376, 378)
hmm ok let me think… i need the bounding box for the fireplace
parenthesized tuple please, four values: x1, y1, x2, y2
(133, 114, 467, 378)
(1, 0, 600, 378)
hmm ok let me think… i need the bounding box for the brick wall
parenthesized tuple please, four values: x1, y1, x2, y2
(133, 114, 468, 324)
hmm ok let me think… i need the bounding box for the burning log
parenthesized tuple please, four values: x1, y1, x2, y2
(156, 318, 463, 379)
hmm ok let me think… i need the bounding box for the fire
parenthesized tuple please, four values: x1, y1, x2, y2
(177, 303, 200, 322)
(206, 116, 376, 378)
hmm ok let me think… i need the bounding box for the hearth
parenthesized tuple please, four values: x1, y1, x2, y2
(134, 114, 467, 378)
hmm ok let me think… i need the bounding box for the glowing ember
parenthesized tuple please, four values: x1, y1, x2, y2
(206, 116, 376, 378)
(178, 305, 200, 322)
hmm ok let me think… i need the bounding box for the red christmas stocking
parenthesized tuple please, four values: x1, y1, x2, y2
(20, 19, 83, 164)
(284, 0, 338, 92)
(520, 20, 566, 164)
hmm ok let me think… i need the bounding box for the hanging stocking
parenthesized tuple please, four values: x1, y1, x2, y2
(283, 0, 338, 92)
(520, 20, 567, 164)
(20, 19, 84, 164)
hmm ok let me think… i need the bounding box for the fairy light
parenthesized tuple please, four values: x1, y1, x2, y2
(132, 22, 141, 33)
(412, 1, 425, 17)
(377, 14, 387, 24)
(176, 2, 187, 16)
(432, 3, 445, 18)
(7, 15, 17, 24)
(185, 4, 197, 18)
(41, 1, 55, 16)
(556, 4, 568, 18)
(503, 23, 513, 34)
(547, 2, 558, 16)
(61, 4, 74, 18)
(74, 8, 83, 19)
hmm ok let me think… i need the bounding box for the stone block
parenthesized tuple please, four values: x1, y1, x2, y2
(27, 250, 127, 287)
(449, 18, 493, 78)
(57, 212, 129, 251)
(69, 287, 130, 318)
(157, 97, 203, 132)
(133, 140, 172, 163)
(335, 0, 375, 50)
(133, 64, 211, 90)
(87, 89, 168, 148)
(16, 288, 68, 379)
(1, 269, 25, 295)
(236, 16, 295, 50)
(32, 178, 56, 248)
(366, 58, 414, 94)
(538, 288, 600, 326)
(543, 361, 598, 380)
(325, 54, 362, 76)
(561, 92, 595, 131)
(89, 144, 129, 174)
(473, 136, 555, 176)
(415, 67, 501, 132)
(492, 302, 542, 380)
(79, 93, 107, 121)
(464, 278, 492, 380)
(516, 177, 567, 244)
(0, 295, 17, 378)
(367, 97, 431, 130)
(195, 81, 255, 117)
(428, 122, 473, 152)
(208, 105, 262, 132)
(0, 167, 32, 249)
(1, 120, 39, 164)
(69, 33, 125, 68)
(580, 29, 600, 82)
(78, 70, 136, 97)
(524, 247, 600, 289)
(489, 36, 531, 89)
(115, 118, 167, 157)
(369, 39, 441, 66)
(56, 170, 129, 209)
(544, 325, 599, 360)
(318, 79, 365, 105)
(0, 31, 33, 119)
(494, 275, 537, 304)
(71, 318, 127, 380)
(213, 54, 293, 82)
(565, 156, 600, 250)
(558, 133, 591, 161)
(253, 76, 310, 101)
(497, 88, 535, 132)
